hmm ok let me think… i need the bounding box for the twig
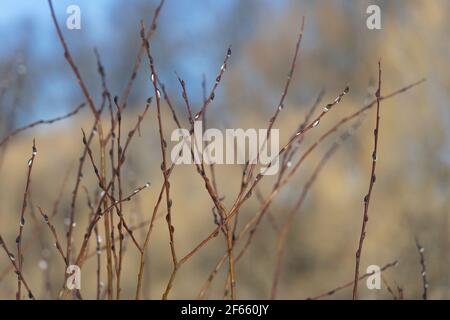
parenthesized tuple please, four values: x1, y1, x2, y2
(66, 98, 106, 267)
(0, 103, 85, 148)
(97, 184, 150, 216)
(85, 218, 152, 261)
(103, 0, 165, 142)
(0, 169, 68, 283)
(37, 207, 68, 265)
(0, 235, 35, 299)
(176, 83, 370, 277)
(48, 0, 117, 299)
(352, 61, 382, 299)
(114, 97, 125, 300)
(224, 85, 349, 256)
(270, 113, 364, 299)
(381, 275, 398, 299)
(48, 0, 98, 119)
(193, 46, 232, 121)
(69, 180, 148, 269)
(168, 73, 239, 300)
(140, 21, 179, 299)
(15, 139, 36, 299)
(276, 89, 325, 188)
(196, 86, 350, 298)
(238, 16, 305, 203)
(307, 260, 398, 300)
(174, 71, 237, 300)
(118, 0, 165, 111)
(141, 62, 230, 298)
(236, 88, 347, 262)
(198, 253, 227, 299)
(195, 78, 424, 297)
(82, 186, 102, 300)
(175, 73, 194, 126)
(57, 103, 151, 299)
(271, 143, 340, 299)
(415, 238, 428, 299)
(81, 130, 146, 251)
(231, 86, 350, 249)
(396, 283, 404, 300)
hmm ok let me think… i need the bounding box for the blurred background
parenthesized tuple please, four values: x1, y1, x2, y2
(0, 0, 449, 299)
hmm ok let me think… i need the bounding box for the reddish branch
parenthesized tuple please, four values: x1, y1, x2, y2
(135, 39, 232, 300)
(48, 0, 98, 119)
(66, 98, 106, 267)
(271, 143, 341, 299)
(352, 61, 382, 299)
(197, 78, 424, 298)
(415, 238, 428, 299)
(0, 103, 85, 148)
(307, 260, 398, 300)
(15, 139, 36, 299)
(37, 207, 67, 265)
(235, 17, 305, 215)
(104, 0, 165, 143)
(0, 235, 35, 299)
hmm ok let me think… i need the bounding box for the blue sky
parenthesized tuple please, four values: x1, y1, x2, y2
(0, 0, 268, 122)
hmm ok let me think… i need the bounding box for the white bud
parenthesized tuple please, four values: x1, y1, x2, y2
(38, 259, 48, 270)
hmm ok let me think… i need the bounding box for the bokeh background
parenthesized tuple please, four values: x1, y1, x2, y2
(0, 0, 449, 299)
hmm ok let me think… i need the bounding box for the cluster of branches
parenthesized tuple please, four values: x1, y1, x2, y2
(0, 0, 427, 300)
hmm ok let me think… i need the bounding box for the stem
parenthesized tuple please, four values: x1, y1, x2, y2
(352, 61, 382, 299)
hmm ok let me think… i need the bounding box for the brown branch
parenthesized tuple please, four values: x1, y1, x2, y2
(193, 46, 232, 121)
(396, 283, 404, 300)
(15, 139, 36, 299)
(195, 85, 349, 298)
(307, 260, 398, 300)
(134, 22, 231, 300)
(0, 235, 35, 299)
(229, 86, 350, 244)
(0, 169, 69, 283)
(226, 85, 349, 253)
(238, 16, 305, 203)
(37, 207, 68, 265)
(415, 238, 428, 300)
(194, 78, 424, 297)
(58, 99, 151, 299)
(62, 179, 149, 286)
(81, 130, 145, 251)
(114, 97, 125, 300)
(175, 72, 237, 300)
(48, 0, 98, 119)
(276, 89, 325, 188)
(140, 21, 179, 299)
(174, 78, 240, 299)
(118, 0, 165, 111)
(66, 99, 105, 266)
(97, 183, 150, 216)
(176, 73, 194, 126)
(233, 88, 342, 264)
(0, 103, 85, 148)
(82, 186, 102, 300)
(381, 275, 398, 299)
(85, 218, 152, 261)
(271, 116, 365, 299)
(352, 61, 382, 299)
(103, 0, 165, 142)
(271, 143, 340, 299)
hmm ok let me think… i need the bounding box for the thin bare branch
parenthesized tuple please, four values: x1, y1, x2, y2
(352, 61, 382, 299)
